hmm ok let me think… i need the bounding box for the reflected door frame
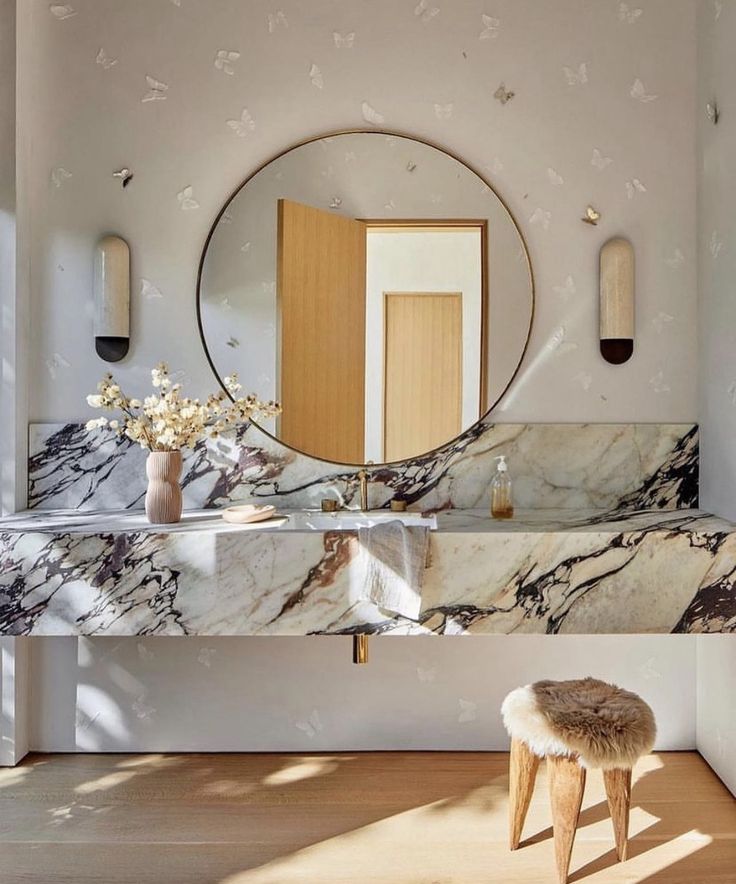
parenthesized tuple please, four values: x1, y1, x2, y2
(361, 219, 489, 414)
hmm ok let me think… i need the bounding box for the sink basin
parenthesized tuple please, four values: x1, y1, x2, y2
(284, 510, 438, 531)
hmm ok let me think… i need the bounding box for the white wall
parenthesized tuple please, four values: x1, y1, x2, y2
(697, 0, 736, 520)
(12, 0, 703, 754)
(21, 0, 697, 424)
(29, 636, 697, 753)
(695, 1, 736, 796)
(697, 638, 736, 795)
(364, 230, 482, 461)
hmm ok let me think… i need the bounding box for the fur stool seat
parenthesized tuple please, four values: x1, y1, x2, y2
(501, 678, 656, 884)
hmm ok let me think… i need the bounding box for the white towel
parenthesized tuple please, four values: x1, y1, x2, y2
(357, 521, 430, 620)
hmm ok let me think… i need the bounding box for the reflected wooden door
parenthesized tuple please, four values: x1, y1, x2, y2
(383, 292, 463, 462)
(277, 199, 367, 463)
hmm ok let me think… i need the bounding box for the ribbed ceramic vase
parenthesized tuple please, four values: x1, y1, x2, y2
(145, 451, 183, 524)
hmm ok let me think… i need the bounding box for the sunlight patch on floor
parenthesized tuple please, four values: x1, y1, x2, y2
(262, 757, 341, 787)
(73, 770, 138, 794)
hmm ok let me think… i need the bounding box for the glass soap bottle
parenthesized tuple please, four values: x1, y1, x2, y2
(491, 455, 514, 519)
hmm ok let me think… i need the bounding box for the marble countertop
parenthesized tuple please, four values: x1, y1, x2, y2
(1, 507, 734, 637)
(1, 507, 732, 536)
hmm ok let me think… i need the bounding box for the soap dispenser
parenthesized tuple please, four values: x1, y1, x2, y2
(491, 455, 514, 519)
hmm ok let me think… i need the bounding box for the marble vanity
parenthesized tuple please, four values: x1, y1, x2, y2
(3, 420, 732, 639)
(1, 506, 733, 638)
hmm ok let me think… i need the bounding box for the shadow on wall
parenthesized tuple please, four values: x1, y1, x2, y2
(0, 751, 733, 882)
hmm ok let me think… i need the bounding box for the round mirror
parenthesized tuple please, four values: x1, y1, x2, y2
(198, 131, 534, 466)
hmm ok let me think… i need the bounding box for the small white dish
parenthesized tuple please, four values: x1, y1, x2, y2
(222, 504, 277, 525)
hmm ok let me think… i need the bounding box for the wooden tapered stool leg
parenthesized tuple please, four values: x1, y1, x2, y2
(509, 738, 541, 850)
(547, 754, 586, 884)
(603, 767, 632, 862)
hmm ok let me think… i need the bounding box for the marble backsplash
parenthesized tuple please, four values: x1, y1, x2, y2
(28, 421, 698, 513)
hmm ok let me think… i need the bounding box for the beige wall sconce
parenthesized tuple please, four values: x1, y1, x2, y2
(599, 237, 634, 364)
(94, 235, 130, 362)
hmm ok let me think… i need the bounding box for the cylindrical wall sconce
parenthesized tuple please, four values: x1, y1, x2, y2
(599, 237, 634, 365)
(94, 235, 130, 362)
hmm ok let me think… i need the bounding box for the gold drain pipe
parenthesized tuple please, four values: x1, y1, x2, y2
(353, 634, 369, 664)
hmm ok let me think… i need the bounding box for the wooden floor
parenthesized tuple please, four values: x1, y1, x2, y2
(0, 752, 734, 883)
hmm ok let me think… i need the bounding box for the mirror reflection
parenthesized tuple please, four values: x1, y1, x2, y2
(198, 132, 533, 465)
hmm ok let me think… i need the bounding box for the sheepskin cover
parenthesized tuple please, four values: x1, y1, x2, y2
(502, 677, 656, 770)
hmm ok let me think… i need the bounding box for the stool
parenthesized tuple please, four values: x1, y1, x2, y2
(502, 677, 656, 884)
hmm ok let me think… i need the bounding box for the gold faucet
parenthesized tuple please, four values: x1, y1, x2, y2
(357, 469, 369, 512)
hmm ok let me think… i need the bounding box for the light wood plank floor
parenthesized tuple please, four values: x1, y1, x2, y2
(0, 752, 734, 883)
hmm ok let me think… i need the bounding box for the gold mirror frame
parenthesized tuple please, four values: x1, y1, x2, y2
(196, 128, 536, 468)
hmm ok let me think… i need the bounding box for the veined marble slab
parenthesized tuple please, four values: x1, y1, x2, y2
(1, 507, 732, 637)
(28, 422, 698, 512)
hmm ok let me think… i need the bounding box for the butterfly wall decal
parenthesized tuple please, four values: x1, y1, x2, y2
(458, 699, 478, 723)
(177, 185, 199, 210)
(132, 695, 156, 720)
(51, 167, 72, 188)
(618, 3, 643, 23)
(197, 648, 216, 668)
(630, 78, 658, 102)
(553, 275, 577, 300)
(226, 108, 256, 136)
(50, 4, 76, 19)
(112, 167, 133, 188)
(415, 0, 440, 22)
(547, 167, 564, 186)
(142, 75, 168, 102)
(95, 48, 118, 69)
(563, 63, 588, 86)
(479, 14, 500, 39)
(582, 205, 601, 225)
(214, 50, 240, 75)
(362, 101, 385, 125)
(547, 326, 578, 355)
(46, 352, 70, 379)
(333, 31, 355, 48)
(529, 207, 552, 229)
(434, 102, 453, 119)
(591, 148, 612, 170)
(625, 178, 647, 199)
(309, 64, 324, 89)
(295, 710, 324, 738)
(665, 248, 685, 269)
(140, 279, 163, 300)
(649, 371, 670, 394)
(267, 10, 288, 32)
(137, 642, 155, 662)
(416, 666, 437, 683)
(652, 312, 674, 334)
(707, 100, 720, 124)
(494, 82, 515, 105)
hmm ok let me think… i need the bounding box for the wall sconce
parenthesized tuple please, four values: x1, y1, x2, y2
(599, 237, 634, 364)
(94, 235, 130, 362)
